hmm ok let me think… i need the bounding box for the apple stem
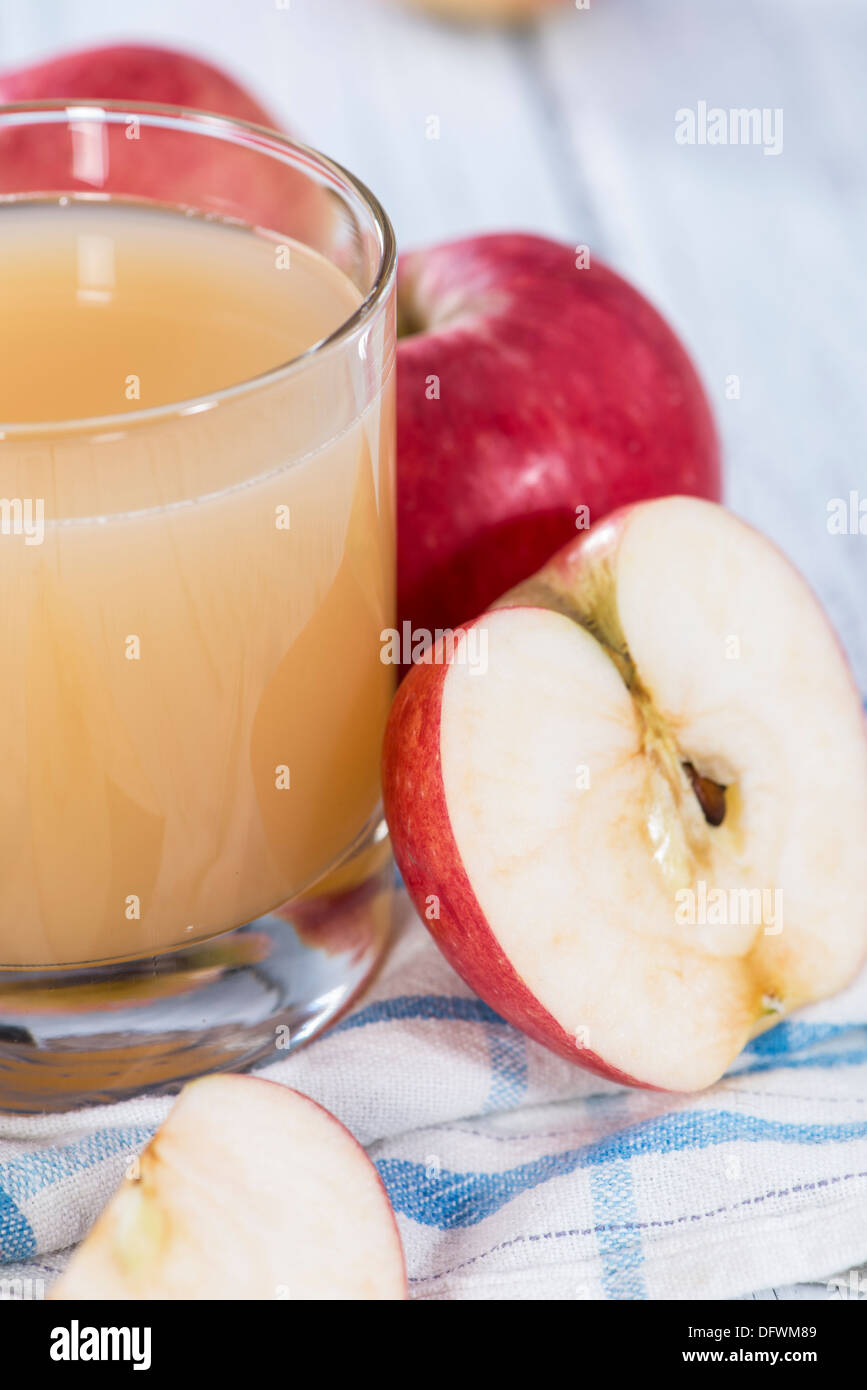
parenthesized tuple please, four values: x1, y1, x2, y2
(396, 291, 426, 340)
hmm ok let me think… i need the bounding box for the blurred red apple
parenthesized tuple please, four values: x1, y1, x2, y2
(0, 44, 324, 238)
(396, 233, 721, 635)
(0, 43, 280, 124)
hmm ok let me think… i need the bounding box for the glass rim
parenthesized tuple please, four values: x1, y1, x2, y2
(0, 98, 397, 439)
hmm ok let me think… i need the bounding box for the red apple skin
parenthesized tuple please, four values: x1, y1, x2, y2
(397, 233, 721, 637)
(382, 616, 663, 1090)
(0, 44, 324, 238)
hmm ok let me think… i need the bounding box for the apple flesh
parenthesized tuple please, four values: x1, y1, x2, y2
(0, 44, 324, 240)
(397, 234, 720, 637)
(383, 496, 867, 1092)
(50, 1076, 407, 1300)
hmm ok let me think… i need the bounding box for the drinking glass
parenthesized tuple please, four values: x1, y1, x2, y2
(0, 101, 396, 1111)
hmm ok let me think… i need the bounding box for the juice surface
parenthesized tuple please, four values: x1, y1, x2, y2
(0, 200, 395, 967)
(0, 200, 356, 422)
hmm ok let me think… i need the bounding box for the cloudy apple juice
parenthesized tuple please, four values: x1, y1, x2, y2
(0, 199, 396, 968)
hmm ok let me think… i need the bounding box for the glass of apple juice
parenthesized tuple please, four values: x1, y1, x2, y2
(0, 101, 396, 1111)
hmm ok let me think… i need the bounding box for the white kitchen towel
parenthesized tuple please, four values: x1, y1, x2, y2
(1, 894, 866, 1301)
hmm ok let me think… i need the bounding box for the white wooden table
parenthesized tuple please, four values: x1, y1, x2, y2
(1, 0, 864, 1299)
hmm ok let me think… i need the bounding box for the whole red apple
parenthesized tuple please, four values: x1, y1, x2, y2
(0, 44, 323, 238)
(383, 496, 867, 1092)
(397, 233, 721, 635)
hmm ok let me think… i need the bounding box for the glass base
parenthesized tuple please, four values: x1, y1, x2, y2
(0, 826, 394, 1114)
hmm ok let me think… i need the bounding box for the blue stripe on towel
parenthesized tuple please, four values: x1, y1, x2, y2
(591, 1160, 647, 1299)
(333, 993, 865, 1068)
(334, 994, 508, 1030)
(378, 1108, 867, 1229)
(329, 991, 867, 1103)
(0, 1188, 35, 1262)
(0, 1124, 155, 1264)
(0, 1125, 155, 1208)
(744, 1022, 865, 1054)
(483, 1028, 528, 1112)
(734, 1047, 867, 1076)
(335, 993, 528, 1110)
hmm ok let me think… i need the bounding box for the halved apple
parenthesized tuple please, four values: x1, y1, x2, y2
(383, 497, 867, 1091)
(51, 1076, 407, 1300)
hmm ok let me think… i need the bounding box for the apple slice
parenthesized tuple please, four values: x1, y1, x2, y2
(383, 496, 867, 1092)
(51, 1076, 407, 1300)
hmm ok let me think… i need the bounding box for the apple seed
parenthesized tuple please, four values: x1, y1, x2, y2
(683, 762, 727, 827)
